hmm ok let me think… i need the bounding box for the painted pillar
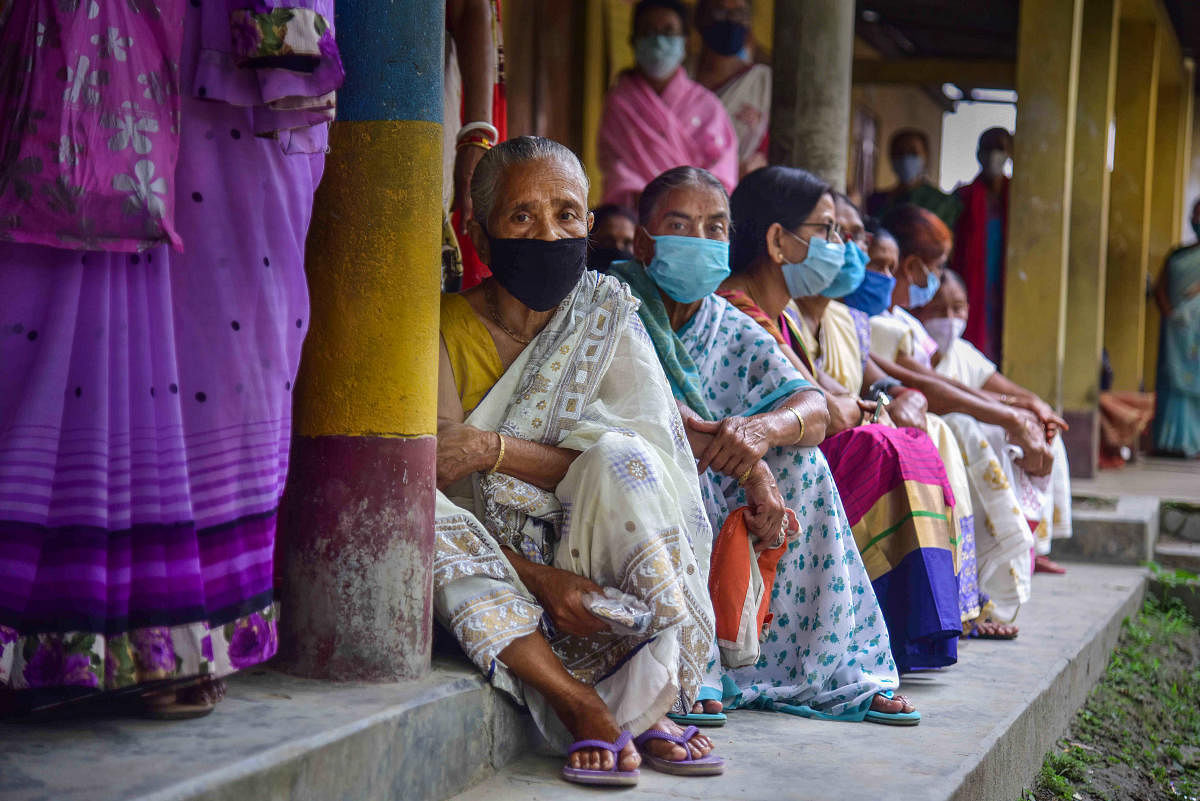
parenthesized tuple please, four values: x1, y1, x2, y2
(1143, 59, 1187, 392)
(769, 0, 855, 190)
(1002, 0, 1083, 405)
(1061, 0, 1120, 479)
(1176, 60, 1195, 237)
(1103, 20, 1160, 392)
(276, 0, 443, 681)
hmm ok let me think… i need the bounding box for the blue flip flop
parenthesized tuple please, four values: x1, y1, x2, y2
(634, 725, 726, 776)
(863, 690, 921, 726)
(561, 730, 640, 786)
(667, 711, 727, 727)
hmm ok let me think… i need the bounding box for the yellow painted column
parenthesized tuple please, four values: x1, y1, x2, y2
(276, 0, 443, 682)
(1104, 19, 1160, 391)
(1062, 0, 1120, 478)
(1002, 0, 1084, 405)
(1143, 65, 1186, 391)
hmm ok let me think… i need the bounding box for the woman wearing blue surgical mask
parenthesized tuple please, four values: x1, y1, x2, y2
(596, 0, 740, 210)
(612, 165, 923, 728)
(723, 169, 973, 675)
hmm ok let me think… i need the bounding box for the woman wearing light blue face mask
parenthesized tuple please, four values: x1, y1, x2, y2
(596, 0, 739, 210)
(612, 165, 924, 728)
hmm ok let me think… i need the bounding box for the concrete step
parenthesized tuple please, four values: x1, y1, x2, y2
(0, 565, 1147, 801)
(1154, 536, 1200, 574)
(1055, 494, 1160, 564)
(446, 564, 1147, 801)
(0, 658, 534, 801)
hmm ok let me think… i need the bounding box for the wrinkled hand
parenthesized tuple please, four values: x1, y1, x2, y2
(686, 416, 771, 478)
(436, 422, 494, 490)
(887, 390, 928, 431)
(526, 565, 607, 637)
(826, 394, 871, 435)
(1017, 396, 1068, 440)
(741, 462, 786, 548)
(1007, 409, 1053, 477)
(452, 145, 487, 233)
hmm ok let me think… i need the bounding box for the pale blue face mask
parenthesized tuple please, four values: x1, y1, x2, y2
(635, 35, 686, 80)
(781, 230, 845, 298)
(893, 154, 925, 185)
(821, 241, 868, 298)
(645, 234, 731, 303)
(907, 263, 941, 308)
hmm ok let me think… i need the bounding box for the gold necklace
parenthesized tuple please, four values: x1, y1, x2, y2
(485, 283, 533, 345)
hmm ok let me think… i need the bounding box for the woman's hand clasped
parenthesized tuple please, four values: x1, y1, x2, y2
(685, 415, 771, 478)
(436, 421, 498, 490)
(740, 462, 786, 547)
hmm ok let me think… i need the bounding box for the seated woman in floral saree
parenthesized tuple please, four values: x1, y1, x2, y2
(435, 137, 723, 787)
(717, 167, 966, 671)
(610, 166, 918, 724)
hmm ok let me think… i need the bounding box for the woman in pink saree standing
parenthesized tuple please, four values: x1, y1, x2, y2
(596, 0, 739, 209)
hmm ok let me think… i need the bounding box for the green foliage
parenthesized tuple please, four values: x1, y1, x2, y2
(1024, 597, 1200, 801)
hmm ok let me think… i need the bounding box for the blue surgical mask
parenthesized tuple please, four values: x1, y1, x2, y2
(841, 269, 896, 317)
(781, 231, 845, 298)
(893, 154, 925, 185)
(906, 264, 941, 309)
(821, 241, 868, 298)
(635, 35, 686, 80)
(645, 234, 731, 303)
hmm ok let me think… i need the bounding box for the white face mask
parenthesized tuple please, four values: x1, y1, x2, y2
(924, 317, 966, 354)
(981, 149, 1009, 178)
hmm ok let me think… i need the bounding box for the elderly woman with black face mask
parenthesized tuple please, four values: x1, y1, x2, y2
(435, 137, 724, 787)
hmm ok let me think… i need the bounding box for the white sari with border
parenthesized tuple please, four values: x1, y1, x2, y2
(433, 272, 715, 750)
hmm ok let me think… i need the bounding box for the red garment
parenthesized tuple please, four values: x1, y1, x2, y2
(952, 176, 1008, 360)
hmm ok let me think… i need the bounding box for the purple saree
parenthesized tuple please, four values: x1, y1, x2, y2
(0, 0, 341, 694)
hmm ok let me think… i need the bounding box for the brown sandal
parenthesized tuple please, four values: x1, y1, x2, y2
(140, 677, 226, 720)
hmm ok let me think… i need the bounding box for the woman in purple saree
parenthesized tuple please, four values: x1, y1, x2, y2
(0, 0, 341, 717)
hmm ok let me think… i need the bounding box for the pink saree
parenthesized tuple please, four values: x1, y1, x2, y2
(597, 69, 738, 208)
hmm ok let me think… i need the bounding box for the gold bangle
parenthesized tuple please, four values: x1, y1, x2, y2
(737, 465, 755, 486)
(487, 432, 506, 475)
(787, 406, 806, 443)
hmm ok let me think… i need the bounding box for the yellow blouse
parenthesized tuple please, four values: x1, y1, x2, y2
(440, 293, 504, 414)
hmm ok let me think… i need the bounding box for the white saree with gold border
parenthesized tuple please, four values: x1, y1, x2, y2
(433, 272, 716, 750)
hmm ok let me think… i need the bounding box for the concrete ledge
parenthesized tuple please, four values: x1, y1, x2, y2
(446, 564, 1147, 801)
(0, 658, 533, 801)
(1154, 537, 1200, 573)
(1055, 495, 1159, 564)
(0, 566, 1147, 801)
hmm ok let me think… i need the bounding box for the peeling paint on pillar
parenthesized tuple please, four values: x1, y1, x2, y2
(278, 435, 436, 681)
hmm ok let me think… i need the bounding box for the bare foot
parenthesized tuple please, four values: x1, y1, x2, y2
(640, 717, 714, 762)
(690, 699, 724, 714)
(555, 689, 641, 773)
(974, 619, 1019, 638)
(870, 692, 915, 715)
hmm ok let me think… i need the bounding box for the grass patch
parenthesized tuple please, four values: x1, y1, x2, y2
(1023, 596, 1200, 801)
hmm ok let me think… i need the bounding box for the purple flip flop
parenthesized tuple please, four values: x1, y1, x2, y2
(633, 725, 726, 776)
(561, 730, 640, 786)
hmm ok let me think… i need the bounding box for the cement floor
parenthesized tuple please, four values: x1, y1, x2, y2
(1073, 456, 1200, 503)
(446, 563, 1145, 801)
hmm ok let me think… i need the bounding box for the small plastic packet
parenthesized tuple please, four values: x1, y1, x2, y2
(583, 587, 653, 636)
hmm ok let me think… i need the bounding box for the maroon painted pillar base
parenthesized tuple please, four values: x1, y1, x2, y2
(275, 434, 436, 681)
(1062, 408, 1099, 479)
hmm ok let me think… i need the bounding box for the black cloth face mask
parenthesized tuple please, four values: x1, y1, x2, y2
(485, 235, 587, 311)
(700, 20, 749, 56)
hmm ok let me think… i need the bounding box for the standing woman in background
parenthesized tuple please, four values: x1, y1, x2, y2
(1153, 198, 1200, 458)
